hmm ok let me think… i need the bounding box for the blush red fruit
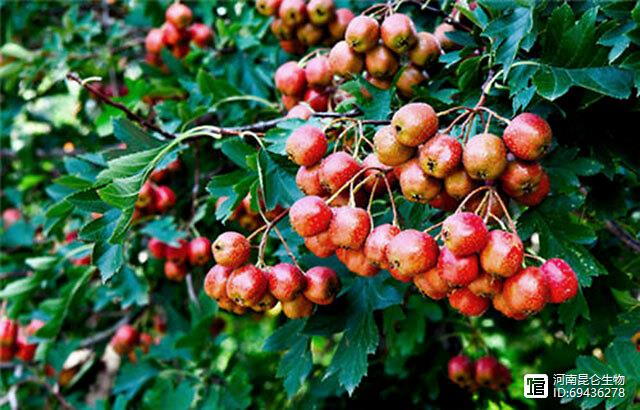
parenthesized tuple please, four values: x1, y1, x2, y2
(267, 263, 306, 302)
(540, 258, 578, 303)
(212, 232, 251, 269)
(437, 247, 479, 286)
(441, 212, 489, 256)
(479, 230, 523, 278)
(289, 195, 333, 237)
(226, 265, 268, 307)
(303, 267, 340, 305)
(286, 125, 328, 166)
(329, 206, 371, 250)
(386, 229, 439, 281)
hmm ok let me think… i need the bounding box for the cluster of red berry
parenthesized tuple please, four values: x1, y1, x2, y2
(203, 231, 341, 318)
(374, 103, 552, 208)
(148, 236, 212, 282)
(144, 3, 213, 69)
(0, 316, 45, 363)
(448, 355, 512, 392)
(257, 0, 354, 54)
(109, 324, 155, 362)
(133, 159, 182, 221)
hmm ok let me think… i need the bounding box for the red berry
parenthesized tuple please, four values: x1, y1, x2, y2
(164, 260, 187, 281)
(540, 258, 579, 303)
(329, 206, 371, 250)
(467, 272, 503, 298)
(397, 158, 441, 203)
(336, 248, 380, 277)
(251, 292, 278, 312)
(364, 45, 399, 79)
(345, 15, 380, 53)
(492, 291, 528, 320)
(188, 237, 212, 266)
(148, 238, 166, 259)
(491, 363, 513, 390)
(437, 247, 479, 286)
(286, 125, 328, 167)
(204, 264, 232, 300)
(307, 0, 335, 25)
(328, 40, 364, 77)
(413, 267, 450, 299)
(110, 325, 139, 355)
(303, 87, 329, 112)
(279, 0, 307, 26)
(153, 185, 176, 213)
(275, 61, 307, 97)
(380, 13, 417, 53)
(391, 103, 438, 147)
(444, 168, 479, 200)
(304, 266, 340, 305)
(15, 319, 45, 362)
(296, 164, 327, 196)
(217, 294, 248, 315)
(462, 133, 507, 180)
(282, 94, 300, 110)
(304, 56, 333, 87)
(409, 31, 441, 67)
(362, 153, 395, 194)
(448, 355, 474, 385)
(289, 196, 332, 237)
(474, 356, 499, 387)
(165, 239, 188, 263)
(0, 317, 18, 348)
(188, 23, 213, 48)
(136, 182, 154, 208)
(226, 265, 268, 307)
(503, 113, 552, 161)
(304, 229, 338, 258)
(386, 229, 439, 281)
(282, 295, 314, 318)
(161, 22, 188, 46)
(479, 230, 524, 278)
(363, 224, 400, 269)
(256, 0, 282, 16)
(442, 212, 489, 256)
(499, 161, 544, 198)
(145, 28, 165, 54)
(267, 263, 306, 302)
(373, 125, 415, 167)
(515, 171, 550, 206)
(418, 134, 462, 178)
(503, 267, 549, 315)
(449, 287, 490, 316)
(165, 3, 193, 29)
(318, 152, 362, 194)
(287, 104, 313, 120)
(328, 8, 354, 40)
(212, 232, 251, 268)
(428, 191, 459, 211)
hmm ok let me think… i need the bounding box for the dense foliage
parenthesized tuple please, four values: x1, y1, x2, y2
(1, 0, 639, 409)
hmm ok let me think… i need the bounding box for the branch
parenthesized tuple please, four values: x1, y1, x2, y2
(79, 313, 132, 348)
(605, 220, 640, 254)
(66, 73, 177, 140)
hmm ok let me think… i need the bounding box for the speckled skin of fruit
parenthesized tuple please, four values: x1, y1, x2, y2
(289, 196, 333, 237)
(164, 260, 187, 281)
(212, 232, 251, 268)
(437, 247, 479, 286)
(282, 295, 314, 318)
(307, 0, 335, 25)
(442, 212, 489, 256)
(256, 0, 282, 16)
(154, 185, 176, 213)
(251, 292, 278, 312)
(419, 134, 462, 178)
(503, 113, 552, 161)
(189, 23, 213, 48)
(503, 267, 549, 314)
(448, 355, 474, 385)
(365, 45, 399, 78)
(329, 206, 371, 249)
(165, 3, 192, 29)
(111, 325, 139, 355)
(444, 168, 479, 200)
(279, 0, 307, 26)
(362, 153, 395, 193)
(515, 171, 550, 206)
(540, 258, 579, 303)
(145, 28, 165, 54)
(474, 356, 499, 387)
(318, 151, 362, 193)
(491, 363, 513, 390)
(188, 237, 212, 266)
(204, 265, 233, 300)
(386, 229, 439, 279)
(226, 265, 268, 307)
(217, 294, 247, 315)
(462, 133, 507, 180)
(492, 291, 528, 320)
(468, 272, 503, 297)
(286, 125, 328, 166)
(480, 230, 524, 277)
(148, 238, 166, 259)
(414, 267, 450, 299)
(429, 191, 459, 211)
(304, 267, 340, 304)
(500, 160, 544, 197)
(373, 125, 416, 166)
(275, 61, 307, 96)
(297, 23, 324, 46)
(396, 66, 427, 99)
(409, 32, 441, 66)
(398, 158, 442, 203)
(449, 288, 490, 316)
(304, 229, 338, 257)
(391, 103, 439, 147)
(328, 8, 354, 40)
(287, 104, 312, 120)
(336, 248, 380, 277)
(267, 263, 306, 302)
(304, 56, 333, 86)
(296, 164, 327, 196)
(363, 224, 400, 269)
(303, 87, 329, 111)
(380, 13, 417, 53)
(345, 15, 380, 52)
(329, 41, 364, 77)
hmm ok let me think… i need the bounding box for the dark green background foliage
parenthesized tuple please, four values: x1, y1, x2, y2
(1, 0, 639, 409)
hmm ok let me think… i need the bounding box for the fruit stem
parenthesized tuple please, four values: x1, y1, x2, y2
(473, 190, 491, 217)
(298, 48, 330, 66)
(442, 110, 473, 135)
(476, 107, 510, 126)
(272, 225, 303, 271)
(423, 221, 444, 234)
(436, 106, 473, 117)
(524, 253, 547, 264)
(383, 174, 400, 228)
(483, 111, 493, 134)
(490, 190, 518, 235)
(487, 213, 507, 231)
(454, 185, 492, 214)
(325, 166, 386, 205)
(366, 178, 380, 215)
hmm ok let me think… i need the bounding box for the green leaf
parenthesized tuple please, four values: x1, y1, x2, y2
(533, 66, 633, 100)
(484, 6, 533, 75)
(79, 208, 121, 242)
(112, 118, 164, 153)
(257, 150, 302, 210)
(101, 266, 149, 308)
(0, 220, 35, 247)
(93, 241, 124, 282)
(140, 217, 187, 247)
(277, 337, 313, 397)
(113, 361, 159, 400)
(206, 170, 255, 222)
(0, 275, 41, 298)
(144, 378, 195, 410)
(340, 76, 392, 120)
(220, 137, 256, 169)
